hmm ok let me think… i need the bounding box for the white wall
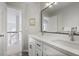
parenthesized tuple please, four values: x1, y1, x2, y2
(62, 3, 79, 28)
(45, 16, 58, 32)
(23, 2, 41, 51)
(55, 3, 79, 32)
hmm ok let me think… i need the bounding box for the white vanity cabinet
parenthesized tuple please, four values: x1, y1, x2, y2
(43, 43, 66, 56)
(28, 37, 36, 56)
(35, 40, 43, 56)
(28, 35, 67, 56)
(28, 36, 43, 56)
(35, 49, 42, 56)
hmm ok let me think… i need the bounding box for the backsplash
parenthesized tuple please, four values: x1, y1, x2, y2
(43, 33, 79, 43)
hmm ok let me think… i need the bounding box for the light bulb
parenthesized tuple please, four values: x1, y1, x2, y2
(49, 5, 52, 8)
(54, 2, 58, 5)
(45, 3, 50, 6)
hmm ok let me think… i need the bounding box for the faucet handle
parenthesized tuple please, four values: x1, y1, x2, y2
(69, 27, 75, 41)
(74, 27, 77, 32)
(71, 27, 77, 32)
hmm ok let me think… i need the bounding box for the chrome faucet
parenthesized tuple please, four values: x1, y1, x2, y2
(69, 27, 77, 41)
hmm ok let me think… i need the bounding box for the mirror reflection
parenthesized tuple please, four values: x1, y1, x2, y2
(42, 2, 79, 33)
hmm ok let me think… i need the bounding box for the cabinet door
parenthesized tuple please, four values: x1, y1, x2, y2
(35, 40, 42, 50)
(28, 37, 36, 56)
(43, 52, 49, 56)
(43, 44, 66, 56)
(35, 49, 42, 56)
(28, 42, 36, 56)
(28, 43, 33, 56)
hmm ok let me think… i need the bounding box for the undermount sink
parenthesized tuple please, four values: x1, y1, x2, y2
(52, 40, 79, 50)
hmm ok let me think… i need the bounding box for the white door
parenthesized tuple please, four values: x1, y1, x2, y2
(0, 3, 7, 56)
(7, 8, 22, 56)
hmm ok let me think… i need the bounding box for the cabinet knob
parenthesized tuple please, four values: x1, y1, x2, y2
(30, 45, 32, 49)
(37, 44, 40, 47)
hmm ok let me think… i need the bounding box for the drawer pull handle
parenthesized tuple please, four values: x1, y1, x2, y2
(37, 44, 40, 47)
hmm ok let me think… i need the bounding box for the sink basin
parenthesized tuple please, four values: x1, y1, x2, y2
(52, 40, 79, 50)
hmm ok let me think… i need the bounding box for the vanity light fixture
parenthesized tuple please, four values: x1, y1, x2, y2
(45, 2, 58, 8)
(45, 3, 51, 7)
(49, 5, 52, 8)
(54, 2, 58, 5)
(45, 2, 53, 8)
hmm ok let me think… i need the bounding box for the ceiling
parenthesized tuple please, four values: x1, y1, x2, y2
(42, 2, 74, 17)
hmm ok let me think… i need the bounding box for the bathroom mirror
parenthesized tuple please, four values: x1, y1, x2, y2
(41, 2, 79, 34)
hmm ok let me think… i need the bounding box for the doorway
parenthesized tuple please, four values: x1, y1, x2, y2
(6, 7, 22, 56)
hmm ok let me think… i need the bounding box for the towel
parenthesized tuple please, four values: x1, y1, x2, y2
(64, 27, 71, 32)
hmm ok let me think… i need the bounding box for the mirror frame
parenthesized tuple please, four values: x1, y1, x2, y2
(40, 2, 79, 36)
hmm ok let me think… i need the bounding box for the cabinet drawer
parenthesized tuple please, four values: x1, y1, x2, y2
(43, 44, 66, 56)
(35, 40, 42, 50)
